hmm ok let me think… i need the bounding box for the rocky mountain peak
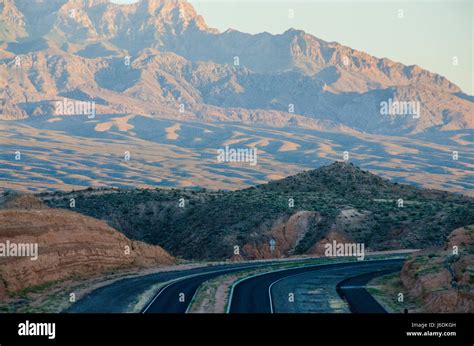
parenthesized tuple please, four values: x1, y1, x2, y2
(0, 0, 470, 134)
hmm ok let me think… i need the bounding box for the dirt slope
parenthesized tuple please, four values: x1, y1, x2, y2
(0, 195, 175, 299)
(400, 225, 474, 312)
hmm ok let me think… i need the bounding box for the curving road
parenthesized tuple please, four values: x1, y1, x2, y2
(69, 257, 404, 313)
(228, 258, 404, 313)
(69, 261, 289, 313)
(142, 265, 269, 313)
(336, 267, 401, 313)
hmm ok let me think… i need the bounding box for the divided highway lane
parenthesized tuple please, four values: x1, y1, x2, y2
(336, 267, 401, 313)
(142, 266, 267, 313)
(269, 260, 402, 312)
(228, 258, 404, 313)
(69, 257, 403, 313)
(68, 259, 311, 313)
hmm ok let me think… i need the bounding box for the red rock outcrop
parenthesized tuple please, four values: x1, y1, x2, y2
(0, 196, 175, 300)
(307, 228, 353, 256)
(242, 211, 320, 260)
(400, 225, 474, 313)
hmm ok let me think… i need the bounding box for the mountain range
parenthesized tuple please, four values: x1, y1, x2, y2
(0, 0, 472, 195)
(0, 0, 472, 134)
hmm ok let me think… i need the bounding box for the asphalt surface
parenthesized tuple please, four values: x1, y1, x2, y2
(67, 260, 303, 313)
(336, 267, 402, 313)
(228, 258, 404, 313)
(69, 257, 404, 313)
(269, 260, 402, 312)
(142, 266, 267, 313)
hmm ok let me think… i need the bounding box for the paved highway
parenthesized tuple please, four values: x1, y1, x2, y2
(69, 258, 404, 313)
(68, 259, 308, 313)
(228, 258, 404, 313)
(142, 265, 268, 313)
(336, 267, 401, 313)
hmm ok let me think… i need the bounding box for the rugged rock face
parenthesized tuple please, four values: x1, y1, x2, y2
(241, 211, 321, 259)
(0, 0, 472, 134)
(400, 225, 474, 313)
(0, 195, 175, 299)
(307, 228, 353, 256)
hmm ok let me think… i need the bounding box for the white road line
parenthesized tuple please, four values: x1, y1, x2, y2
(142, 280, 181, 313)
(228, 262, 336, 313)
(224, 260, 324, 313)
(227, 258, 405, 314)
(268, 265, 388, 312)
(268, 271, 312, 313)
(142, 263, 279, 313)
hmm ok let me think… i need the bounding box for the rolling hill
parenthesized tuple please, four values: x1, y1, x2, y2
(40, 162, 474, 261)
(0, 0, 472, 198)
